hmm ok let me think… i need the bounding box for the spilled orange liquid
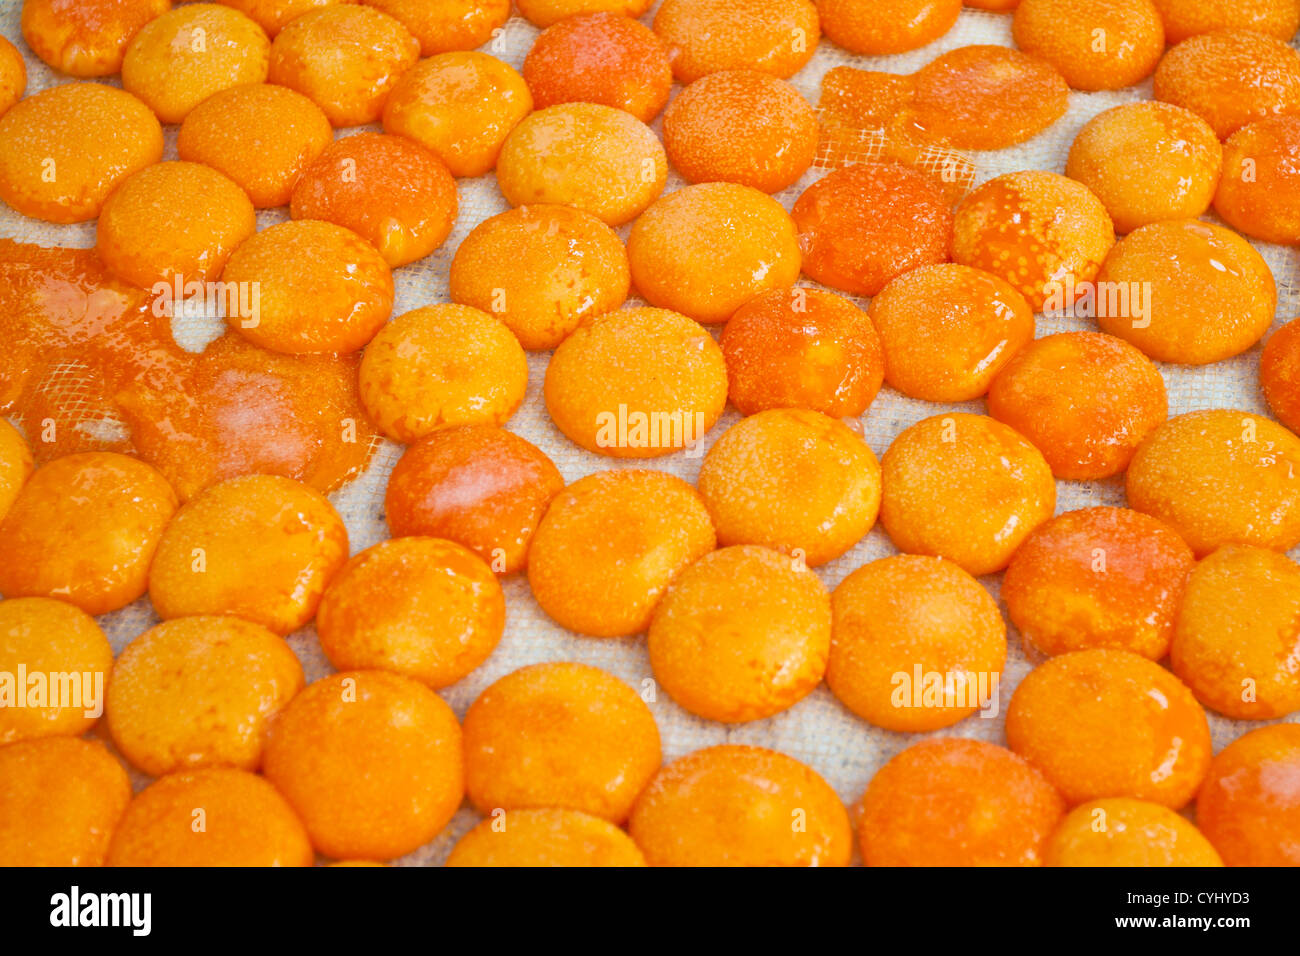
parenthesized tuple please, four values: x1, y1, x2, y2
(0, 239, 377, 500)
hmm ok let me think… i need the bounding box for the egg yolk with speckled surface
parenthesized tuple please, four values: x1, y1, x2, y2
(122, 4, 270, 124)
(447, 808, 647, 867)
(649, 545, 831, 723)
(819, 0, 960, 56)
(793, 162, 952, 298)
(105, 616, 303, 776)
(902, 44, 1069, 150)
(463, 661, 661, 821)
(829, 554, 1004, 732)
(1012, 0, 1164, 91)
(1262, 318, 1300, 435)
(97, 161, 257, 289)
(262, 670, 464, 861)
(857, 737, 1065, 867)
(449, 204, 629, 351)
(1127, 409, 1300, 557)
(359, 304, 527, 444)
(1154, 30, 1300, 139)
(365, 0, 510, 55)
(519, 0, 652, 29)
(880, 413, 1055, 577)
(267, 5, 418, 127)
(987, 331, 1168, 480)
(663, 70, 818, 194)
(869, 263, 1034, 403)
(0, 737, 130, 867)
(630, 744, 851, 867)
(1152, 0, 1300, 45)
(107, 767, 312, 867)
(1196, 723, 1300, 867)
(148, 474, 349, 635)
(1066, 102, 1222, 236)
(952, 170, 1114, 311)
(1044, 798, 1223, 866)
(177, 83, 332, 208)
(291, 132, 457, 268)
(0, 82, 162, 223)
(0, 36, 23, 117)
(0, 452, 177, 616)
(218, 0, 354, 37)
(722, 287, 884, 418)
(527, 469, 715, 638)
(22, 0, 170, 77)
(523, 12, 672, 122)
(315, 537, 505, 689)
(697, 409, 881, 567)
(0, 597, 112, 745)
(1215, 116, 1300, 245)
(383, 52, 532, 178)
(0, 419, 32, 522)
(652, 0, 819, 82)
(1171, 545, 1300, 720)
(1006, 648, 1211, 808)
(1003, 507, 1194, 661)
(222, 219, 393, 355)
(385, 425, 564, 575)
(497, 102, 667, 226)
(544, 306, 727, 458)
(1096, 219, 1275, 366)
(629, 182, 802, 323)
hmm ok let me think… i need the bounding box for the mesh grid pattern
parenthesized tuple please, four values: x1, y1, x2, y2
(1, 1, 1298, 866)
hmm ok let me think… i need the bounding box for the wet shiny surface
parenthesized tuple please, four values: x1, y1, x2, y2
(358, 303, 527, 443)
(664, 69, 819, 194)
(1012, 0, 1164, 92)
(987, 331, 1168, 479)
(449, 203, 627, 350)
(652, 0, 818, 82)
(628, 181, 801, 322)
(1154, 29, 1300, 139)
(147, 473, 349, 634)
(857, 737, 1064, 866)
(1002, 507, 1194, 660)
(384, 425, 564, 575)
(497, 101, 666, 226)
(1171, 545, 1300, 720)
(1196, 724, 1300, 866)
(267, 4, 419, 127)
(1215, 115, 1300, 245)
(0, 451, 176, 615)
(870, 262, 1033, 403)
(881, 412, 1056, 576)
(523, 11, 670, 122)
(722, 286, 884, 418)
(1006, 648, 1212, 808)
(1127, 409, 1300, 556)
(649, 545, 832, 723)
(382, 51, 532, 178)
(176, 82, 332, 208)
(1067, 101, 1222, 236)
(121, 3, 270, 125)
(953, 170, 1114, 311)
(291, 132, 458, 268)
(630, 744, 851, 866)
(20, 0, 168, 77)
(0, 82, 161, 223)
(793, 161, 952, 297)
(1097, 219, 1276, 365)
